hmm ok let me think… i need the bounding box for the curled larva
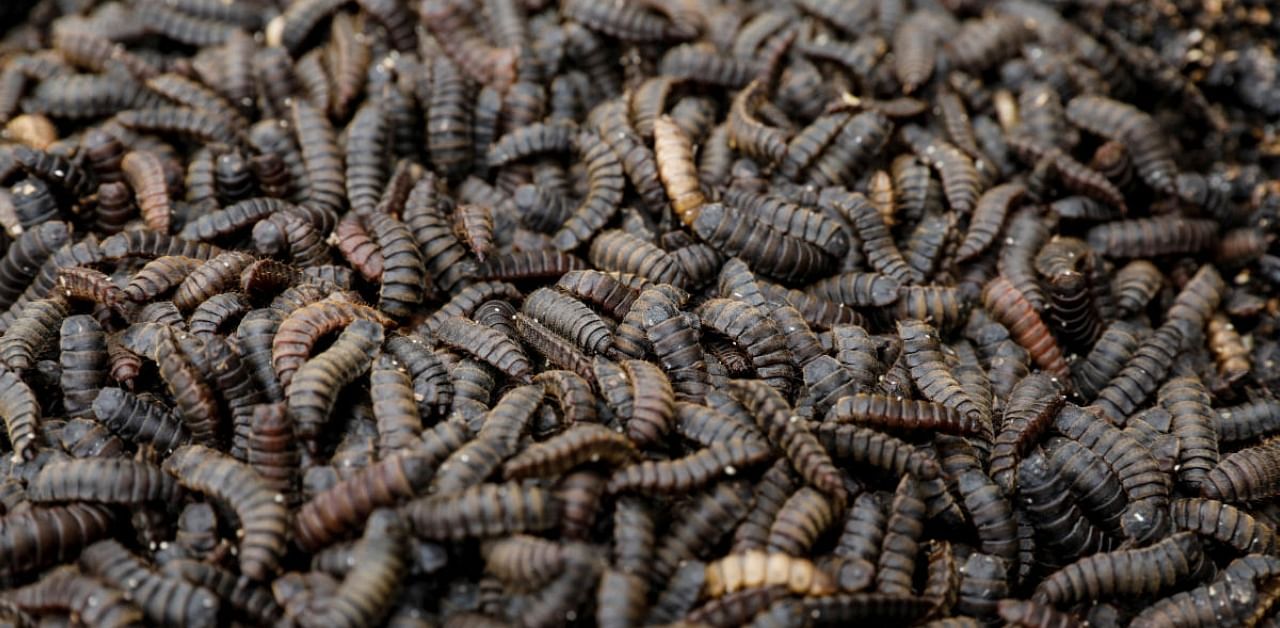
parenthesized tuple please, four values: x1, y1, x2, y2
(162, 445, 289, 581)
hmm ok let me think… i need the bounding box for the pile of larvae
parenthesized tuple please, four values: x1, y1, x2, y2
(0, 0, 1278, 626)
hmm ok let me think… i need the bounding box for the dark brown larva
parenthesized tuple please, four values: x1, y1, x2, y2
(162, 559, 282, 625)
(1170, 498, 1277, 555)
(162, 445, 289, 581)
(1199, 439, 1280, 503)
(899, 320, 988, 429)
(607, 437, 772, 496)
(521, 287, 615, 357)
(296, 509, 408, 628)
(1087, 216, 1220, 259)
(366, 211, 429, 317)
(0, 296, 67, 372)
(271, 297, 392, 392)
(692, 310, 775, 393)
(997, 599, 1083, 628)
(589, 229, 687, 288)
(956, 183, 1024, 263)
(1034, 532, 1203, 605)
(827, 188, 920, 285)
(0, 366, 42, 461)
(825, 393, 981, 437)
(28, 457, 180, 504)
(403, 482, 560, 541)
(982, 276, 1070, 381)
(517, 312, 595, 380)
(9, 565, 144, 626)
(1215, 392, 1280, 443)
(435, 316, 532, 382)
(899, 125, 981, 216)
(1128, 555, 1280, 628)
(876, 475, 926, 595)
(80, 538, 221, 628)
(293, 430, 466, 551)
(1054, 404, 1171, 544)
(988, 374, 1065, 495)
(505, 423, 639, 480)
(1066, 95, 1179, 195)
(1159, 375, 1219, 490)
(288, 319, 384, 451)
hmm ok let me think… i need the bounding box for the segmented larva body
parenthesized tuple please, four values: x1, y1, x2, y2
(162, 445, 289, 581)
(703, 550, 837, 598)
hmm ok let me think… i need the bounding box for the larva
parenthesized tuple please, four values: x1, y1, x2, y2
(0, 367, 41, 461)
(271, 297, 391, 391)
(246, 403, 298, 507)
(369, 354, 422, 458)
(1018, 450, 1111, 562)
(704, 550, 836, 598)
(1159, 375, 1219, 490)
(92, 387, 191, 453)
(295, 510, 408, 628)
(28, 457, 180, 505)
(155, 330, 220, 446)
(520, 287, 616, 357)
(9, 565, 143, 626)
(294, 428, 468, 551)
(1199, 439, 1280, 503)
(1065, 95, 1179, 195)
(1053, 404, 1171, 544)
(162, 445, 289, 581)
(643, 294, 711, 403)
(982, 277, 1070, 381)
(365, 211, 428, 317)
(589, 229, 688, 288)
(607, 437, 772, 495)
(956, 183, 1024, 262)
(988, 373, 1065, 495)
(0, 296, 67, 372)
(288, 318, 384, 451)
(698, 298, 797, 399)
(80, 538, 221, 628)
(876, 475, 926, 595)
(550, 130, 626, 251)
(1216, 399, 1280, 444)
(1170, 498, 1277, 555)
(1033, 532, 1204, 605)
(1086, 217, 1219, 259)
(899, 320, 988, 429)
(1044, 434, 1136, 542)
(900, 125, 982, 216)
(403, 482, 561, 541)
(435, 316, 533, 382)
(1071, 321, 1142, 402)
(826, 189, 917, 280)
(824, 394, 981, 438)
(162, 560, 282, 625)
